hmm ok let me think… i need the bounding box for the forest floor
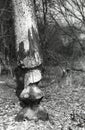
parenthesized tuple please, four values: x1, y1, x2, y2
(0, 65, 85, 130)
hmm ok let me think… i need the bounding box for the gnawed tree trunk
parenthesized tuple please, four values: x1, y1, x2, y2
(12, 0, 43, 102)
(12, 0, 42, 67)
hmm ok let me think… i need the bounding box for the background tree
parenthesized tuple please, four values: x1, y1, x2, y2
(0, 0, 85, 74)
(35, 0, 85, 69)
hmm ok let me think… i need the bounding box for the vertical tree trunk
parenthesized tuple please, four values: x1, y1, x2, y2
(12, 0, 43, 100)
(12, 0, 42, 65)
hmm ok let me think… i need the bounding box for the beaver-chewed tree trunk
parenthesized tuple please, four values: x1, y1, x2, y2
(12, 0, 43, 103)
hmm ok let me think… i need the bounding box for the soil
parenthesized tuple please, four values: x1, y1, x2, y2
(0, 66, 85, 130)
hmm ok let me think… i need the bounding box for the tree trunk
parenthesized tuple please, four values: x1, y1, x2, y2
(12, 0, 43, 101)
(12, 0, 42, 66)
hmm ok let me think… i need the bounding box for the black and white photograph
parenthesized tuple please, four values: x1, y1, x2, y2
(0, 0, 85, 130)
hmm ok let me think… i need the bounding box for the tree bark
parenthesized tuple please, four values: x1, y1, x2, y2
(12, 0, 42, 66)
(12, 0, 43, 100)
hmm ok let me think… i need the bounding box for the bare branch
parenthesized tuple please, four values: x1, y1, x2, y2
(0, 0, 8, 17)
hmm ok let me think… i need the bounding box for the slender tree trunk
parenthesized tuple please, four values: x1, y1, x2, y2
(12, 0, 43, 101)
(42, 0, 47, 25)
